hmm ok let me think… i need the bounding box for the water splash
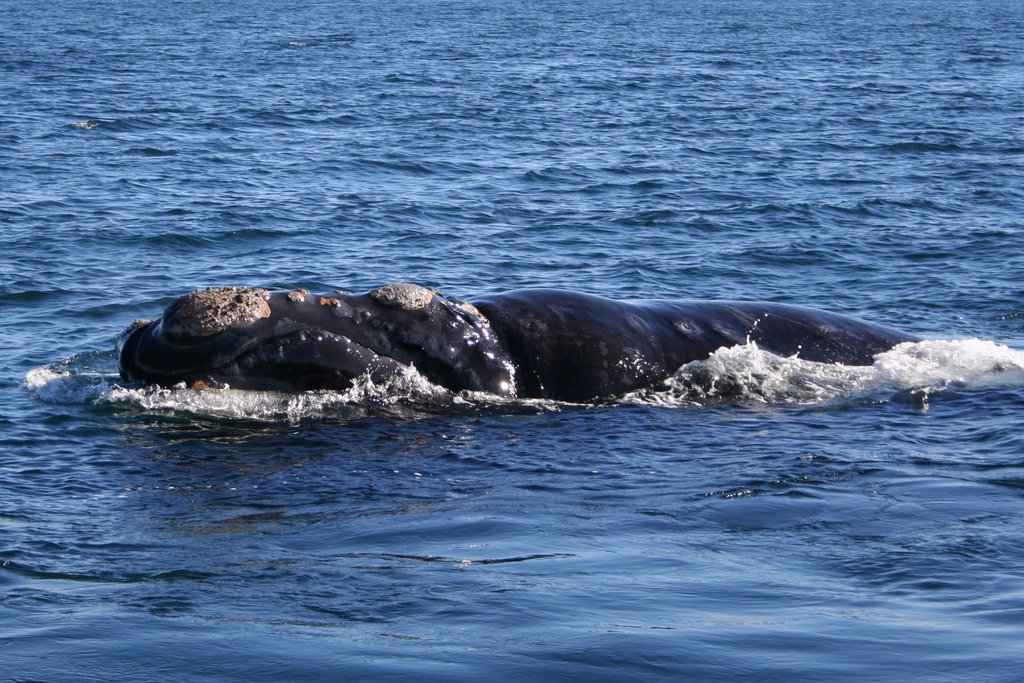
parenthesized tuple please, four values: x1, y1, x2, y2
(24, 360, 456, 422)
(624, 339, 1024, 407)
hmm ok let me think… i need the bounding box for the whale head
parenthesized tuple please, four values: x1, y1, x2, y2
(117, 284, 515, 395)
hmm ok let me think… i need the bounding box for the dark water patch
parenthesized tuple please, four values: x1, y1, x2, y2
(885, 140, 967, 154)
(1, 559, 216, 585)
(125, 146, 177, 157)
(0, 286, 80, 305)
(135, 231, 212, 249)
(351, 157, 440, 176)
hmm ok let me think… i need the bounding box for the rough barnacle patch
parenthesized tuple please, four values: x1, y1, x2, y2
(369, 283, 435, 310)
(456, 300, 485, 320)
(288, 288, 309, 302)
(163, 287, 270, 340)
(318, 296, 342, 307)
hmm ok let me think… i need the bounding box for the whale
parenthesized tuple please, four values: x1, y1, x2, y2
(117, 284, 919, 402)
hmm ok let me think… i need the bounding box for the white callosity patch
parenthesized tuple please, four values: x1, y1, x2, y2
(369, 283, 436, 310)
(162, 287, 271, 340)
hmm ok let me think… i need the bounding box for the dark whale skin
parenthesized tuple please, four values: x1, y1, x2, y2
(118, 285, 918, 402)
(473, 289, 917, 402)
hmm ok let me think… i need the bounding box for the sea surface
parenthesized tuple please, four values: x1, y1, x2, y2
(3, 0, 1024, 680)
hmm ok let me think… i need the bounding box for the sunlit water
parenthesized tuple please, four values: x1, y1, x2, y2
(3, 0, 1024, 680)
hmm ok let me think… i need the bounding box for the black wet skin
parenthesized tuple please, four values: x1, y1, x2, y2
(118, 285, 918, 402)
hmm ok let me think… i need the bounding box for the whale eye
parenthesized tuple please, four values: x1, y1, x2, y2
(369, 283, 436, 310)
(162, 287, 271, 341)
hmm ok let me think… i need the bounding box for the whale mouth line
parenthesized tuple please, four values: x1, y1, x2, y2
(207, 328, 405, 392)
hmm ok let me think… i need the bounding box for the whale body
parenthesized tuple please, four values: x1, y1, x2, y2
(117, 284, 918, 402)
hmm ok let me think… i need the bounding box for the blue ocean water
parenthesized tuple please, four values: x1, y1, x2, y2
(3, 0, 1024, 680)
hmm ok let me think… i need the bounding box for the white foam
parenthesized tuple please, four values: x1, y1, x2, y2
(622, 339, 1024, 407)
(108, 366, 456, 422)
(23, 365, 113, 404)
(874, 338, 1024, 389)
(24, 361, 456, 422)
(23, 365, 68, 391)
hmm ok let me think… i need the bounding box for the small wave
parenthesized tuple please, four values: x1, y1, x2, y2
(68, 120, 100, 130)
(23, 361, 119, 406)
(885, 141, 964, 154)
(341, 552, 575, 566)
(65, 118, 156, 133)
(126, 146, 177, 157)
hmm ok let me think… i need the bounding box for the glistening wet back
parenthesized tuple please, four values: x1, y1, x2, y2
(4, 1, 1024, 681)
(118, 284, 918, 400)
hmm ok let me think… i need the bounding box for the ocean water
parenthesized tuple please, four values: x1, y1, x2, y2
(3, 0, 1024, 680)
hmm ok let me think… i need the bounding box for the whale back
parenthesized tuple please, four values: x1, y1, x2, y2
(473, 289, 917, 402)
